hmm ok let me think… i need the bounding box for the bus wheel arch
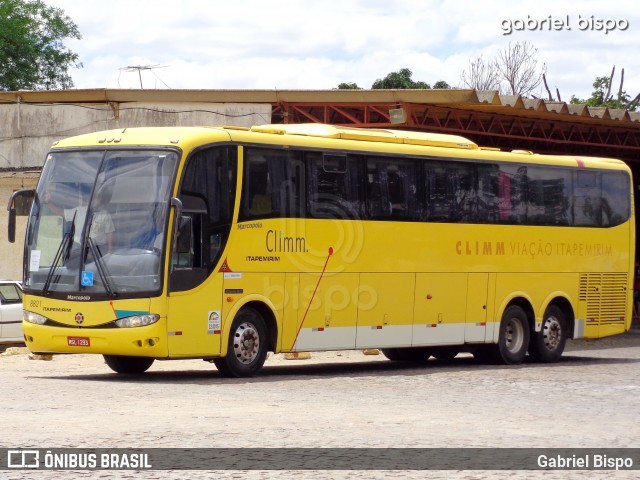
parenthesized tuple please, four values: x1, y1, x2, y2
(241, 300, 278, 353)
(529, 299, 572, 363)
(214, 304, 273, 378)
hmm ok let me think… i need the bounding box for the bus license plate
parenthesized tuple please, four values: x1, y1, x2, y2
(67, 336, 90, 347)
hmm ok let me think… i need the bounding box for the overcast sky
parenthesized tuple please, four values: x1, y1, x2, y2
(44, 0, 640, 101)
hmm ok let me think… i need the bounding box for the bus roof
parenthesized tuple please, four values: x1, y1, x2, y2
(249, 124, 479, 150)
(50, 124, 629, 171)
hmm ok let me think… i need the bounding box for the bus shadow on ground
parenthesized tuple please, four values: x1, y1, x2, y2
(32, 351, 640, 385)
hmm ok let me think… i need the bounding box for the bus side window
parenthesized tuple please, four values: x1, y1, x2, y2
(246, 156, 273, 217)
(496, 164, 527, 224)
(241, 148, 294, 221)
(601, 171, 630, 227)
(172, 146, 236, 292)
(366, 157, 419, 220)
(525, 166, 571, 226)
(174, 216, 193, 268)
(477, 165, 499, 223)
(306, 152, 364, 219)
(424, 160, 476, 222)
(573, 170, 601, 226)
(284, 152, 305, 218)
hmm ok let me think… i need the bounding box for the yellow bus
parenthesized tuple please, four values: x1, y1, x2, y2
(8, 124, 635, 377)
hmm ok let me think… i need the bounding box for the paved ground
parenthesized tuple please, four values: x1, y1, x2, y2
(1, 331, 639, 479)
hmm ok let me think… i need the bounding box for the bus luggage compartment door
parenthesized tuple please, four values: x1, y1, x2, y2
(465, 273, 489, 343)
(355, 273, 414, 348)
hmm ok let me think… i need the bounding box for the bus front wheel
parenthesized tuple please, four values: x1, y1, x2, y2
(103, 355, 154, 374)
(214, 307, 268, 378)
(528, 305, 567, 363)
(495, 305, 530, 365)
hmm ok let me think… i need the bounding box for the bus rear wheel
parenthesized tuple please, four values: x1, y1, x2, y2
(495, 305, 530, 365)
(528, 305, 567, 363)
(214, 307, 268, 378)
(103, 355, 154, 374)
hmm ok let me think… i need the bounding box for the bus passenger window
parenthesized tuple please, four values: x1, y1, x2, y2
(249, 174, 273, 216)
(477, 165, 499, 223)
(424, 161, 476, 222)
(306, 152, 364, 219)
(241, 149, 292, 220)
(601, 171, 630, 227)
(366, 157, 419, 220)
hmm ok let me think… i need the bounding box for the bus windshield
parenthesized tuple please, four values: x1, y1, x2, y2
(25, 149, 179, 298)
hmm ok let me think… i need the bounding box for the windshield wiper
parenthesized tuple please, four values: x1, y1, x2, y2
(42, 211, 76, 295)
(86, 216, 117, 297)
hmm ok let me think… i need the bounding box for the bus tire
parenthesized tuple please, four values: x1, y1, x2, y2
(528, 305, 567, 363)
(214, 307, 268, 378)
(382, 347, 432, 362)
(381, 348, 402, 361)
(103, 355, 154, 374)
(495, 305, 530, 365)
(473, 346, 495, 364)
(432, 346, 459, 361)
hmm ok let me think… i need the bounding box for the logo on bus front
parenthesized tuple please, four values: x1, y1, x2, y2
(75, 312, 84, 325)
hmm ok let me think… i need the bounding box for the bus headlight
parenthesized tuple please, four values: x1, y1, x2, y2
(115, 314, 160, 328)
(24, 310, 48, 325)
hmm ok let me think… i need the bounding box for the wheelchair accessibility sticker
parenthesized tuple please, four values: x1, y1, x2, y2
(81, 271, 94, 287)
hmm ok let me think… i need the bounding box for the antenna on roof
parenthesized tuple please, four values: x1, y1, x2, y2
(119, 65, 169, 89)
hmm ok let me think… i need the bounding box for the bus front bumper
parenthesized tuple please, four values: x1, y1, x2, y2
(22, 319, 169, 357)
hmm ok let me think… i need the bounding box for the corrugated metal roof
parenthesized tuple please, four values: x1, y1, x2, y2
(1, 88, 638, 127)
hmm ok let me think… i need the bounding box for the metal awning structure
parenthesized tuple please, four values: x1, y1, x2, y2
(271, 90, 640, 162)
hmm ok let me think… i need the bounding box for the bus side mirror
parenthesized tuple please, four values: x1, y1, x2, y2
(8, 208, 16, 243)
(7, 189, 35, 244)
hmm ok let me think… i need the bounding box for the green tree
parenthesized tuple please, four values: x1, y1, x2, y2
(432, 80, 451, 89)
(336, 82, 361, 90)
(570, 67, 640, 111)
(0, 0, 82, 91)
(335, 69, 449, 90)
(371, 68, 430, 89)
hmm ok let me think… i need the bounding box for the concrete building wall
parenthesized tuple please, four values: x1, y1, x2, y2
(0, 101, 271, 279)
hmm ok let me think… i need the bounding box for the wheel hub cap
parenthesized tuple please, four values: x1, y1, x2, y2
(505, 318, 524, 353)
(233, 322, 260, 365)
(543, 316, 562, 351)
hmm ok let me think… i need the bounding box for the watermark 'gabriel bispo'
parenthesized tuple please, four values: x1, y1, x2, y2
(537, 454, 633, 470)
(501, 15, 629, 35)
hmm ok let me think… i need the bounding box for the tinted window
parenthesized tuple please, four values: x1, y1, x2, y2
(524, 166, 572, 226)
(240, 148, 305, 221)
(366, 157, 419, 220)
(477, 164, 500, 223)
(601, 171, 630, 226)
(179, 146, 236, 272)
(424, 160, 477, 222)
(182, 147, 236, 226)
(496, 164, 527, 224)
(306, 152, 364, 219)
(237, 146, 630, 228)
